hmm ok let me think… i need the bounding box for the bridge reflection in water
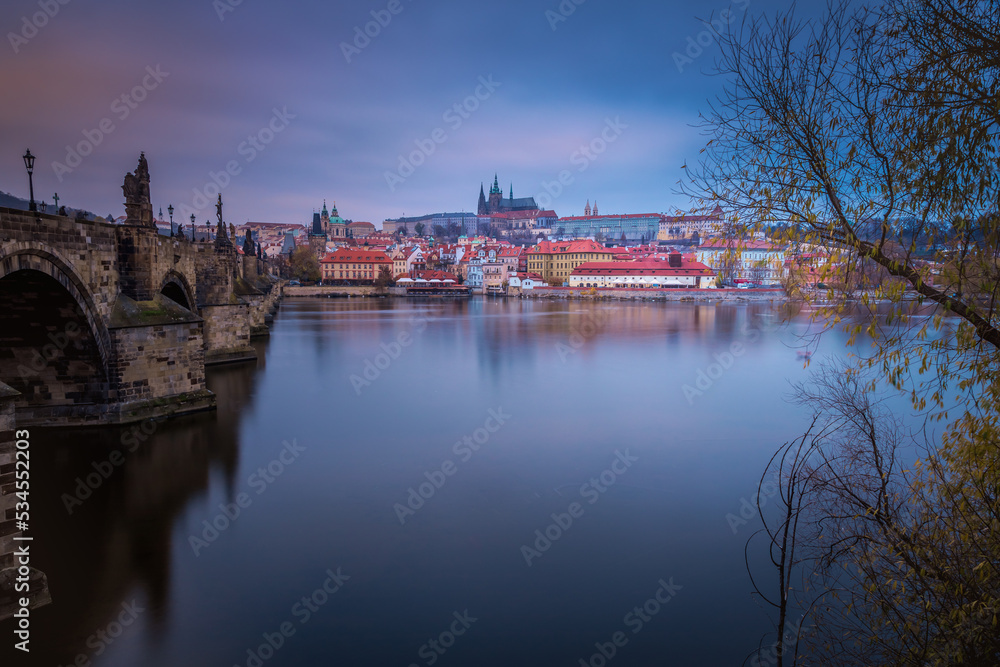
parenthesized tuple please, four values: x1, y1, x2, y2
(17, 340, 265, 665)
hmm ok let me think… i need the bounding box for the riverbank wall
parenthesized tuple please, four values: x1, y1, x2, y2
(284, 286, 380, 297)
(511, 287, 788, 301)
(281, 285, 789, 302)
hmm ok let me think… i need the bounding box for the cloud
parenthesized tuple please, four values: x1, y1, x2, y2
(0, 0, 754, 225)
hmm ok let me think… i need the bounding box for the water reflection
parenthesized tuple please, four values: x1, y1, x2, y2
(3, 299, 917, 667)
(15, 341, 266, 665)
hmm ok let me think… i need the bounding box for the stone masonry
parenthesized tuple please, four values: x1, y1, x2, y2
(0, 153, 283, 426)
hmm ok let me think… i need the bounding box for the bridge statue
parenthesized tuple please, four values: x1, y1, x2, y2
(214, 194, 232, 250)
(122, 152, 154, 227)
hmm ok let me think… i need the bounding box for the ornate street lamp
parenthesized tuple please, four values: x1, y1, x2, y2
(22, 149, 36, 212)
(168, 204, 174, 236)
(190, 214, 196, 241)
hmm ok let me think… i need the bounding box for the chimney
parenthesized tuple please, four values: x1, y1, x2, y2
(668, 252, 682, 268)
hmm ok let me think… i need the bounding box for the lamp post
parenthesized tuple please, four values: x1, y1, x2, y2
(168, 204, 174, 236)
(190, 214, 196, 241)
(22, 149, 36, 212)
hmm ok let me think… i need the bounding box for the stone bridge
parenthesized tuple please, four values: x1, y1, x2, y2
(0, 153, 283, 428)
(0, 153, 286, 621)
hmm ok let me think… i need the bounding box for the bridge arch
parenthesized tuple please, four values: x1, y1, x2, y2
(0, 245, 113, 416)
(160, 270, 197, 313)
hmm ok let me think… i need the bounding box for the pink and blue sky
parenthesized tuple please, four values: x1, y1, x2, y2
(1, 0, 800, 227)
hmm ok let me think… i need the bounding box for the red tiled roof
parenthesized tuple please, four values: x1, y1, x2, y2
(321, 248, 392, 263)
(528, 239, 612, 255)
(412, 269, 459, 282)
(571, 259, 713, 276)
(558, 213, 666, 222)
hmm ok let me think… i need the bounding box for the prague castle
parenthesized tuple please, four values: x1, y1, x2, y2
(478, 174, 539, 215)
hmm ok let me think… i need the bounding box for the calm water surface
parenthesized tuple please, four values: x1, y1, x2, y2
(9, 298, 888, 666)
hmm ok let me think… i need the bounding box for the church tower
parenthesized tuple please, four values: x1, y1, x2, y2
(309, 206, 327, 258)
(478, 183, 487, 215)
(593, 201, 598, 216)
(328, 201, 346, 239)
(488, 174, 503, 214)
(321, 200, 331, 235)
(585, 200, 591, 216)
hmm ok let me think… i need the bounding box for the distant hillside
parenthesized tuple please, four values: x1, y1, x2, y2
(0, 190, 102, 220)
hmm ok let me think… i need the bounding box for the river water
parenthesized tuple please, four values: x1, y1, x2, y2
(8, 297, 895, 666)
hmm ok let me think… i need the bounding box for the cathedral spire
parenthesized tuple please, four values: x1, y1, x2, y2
(585, 200, 591, 216)
(478, 183, 488, 216)
(509, 183, 513, 200)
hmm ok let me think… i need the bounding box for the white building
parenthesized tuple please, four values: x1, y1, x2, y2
(508, 272, 545, 291)
(569, 256, 716, 289)
(658, 205, 727, 238)
(467, 248, 509, 294)
(696, 239, 786, 285)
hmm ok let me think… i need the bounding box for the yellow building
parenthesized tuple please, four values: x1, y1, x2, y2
(526, 239, 616, 285)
